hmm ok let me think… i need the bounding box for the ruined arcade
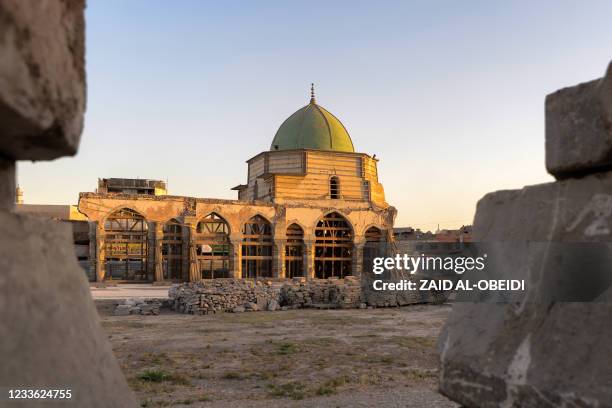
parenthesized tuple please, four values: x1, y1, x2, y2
(78, 87, 396, 284)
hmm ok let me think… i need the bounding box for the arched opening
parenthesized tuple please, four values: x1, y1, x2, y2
(242, 215, 273, 278)
(196, 213, 231, 279)
(363, 226, 384, 273)
(104, 208, 150, 281)
(329, 176, 340, 199)
(162, 219, 185, 281)
(314, 212, 352, 278)
(285, 223, 304, 278)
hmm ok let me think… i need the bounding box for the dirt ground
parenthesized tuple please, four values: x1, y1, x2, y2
(99, 304, 458, 408)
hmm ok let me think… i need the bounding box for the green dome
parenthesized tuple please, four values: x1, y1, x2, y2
(270, 92, 354, 152)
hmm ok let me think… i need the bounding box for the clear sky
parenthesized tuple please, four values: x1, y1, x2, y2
(17, 0, 612, 230)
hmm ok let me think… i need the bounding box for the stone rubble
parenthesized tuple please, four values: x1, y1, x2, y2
(169, 279, 280, 315)
(113, 298, 163, 316)
(167, 274, 446, 315)
(169, 277, 370, 315)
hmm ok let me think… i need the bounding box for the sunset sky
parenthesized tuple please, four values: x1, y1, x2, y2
(17, 0, 612, 229)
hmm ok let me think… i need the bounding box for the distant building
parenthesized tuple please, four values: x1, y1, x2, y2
(15, 185, 23, 204)
(393, 225, 472, 255)
(393, 227, 435, 242)
(96, 178, 167, 196)
(435, 225, 472, 243)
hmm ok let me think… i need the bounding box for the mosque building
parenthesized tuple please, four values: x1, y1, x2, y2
(77, 86, 396, 283)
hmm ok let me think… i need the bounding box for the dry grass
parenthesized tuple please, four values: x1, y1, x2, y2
(99, 305, 452, 406)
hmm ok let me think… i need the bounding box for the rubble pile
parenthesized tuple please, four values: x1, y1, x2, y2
(168, 279, 280, 314)
(279, 276, 363, 308)
(169, 277, 370, 314)
(113, 298, 163, 316)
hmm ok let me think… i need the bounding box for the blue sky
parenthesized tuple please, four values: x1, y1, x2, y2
(18, 0, 612, 229)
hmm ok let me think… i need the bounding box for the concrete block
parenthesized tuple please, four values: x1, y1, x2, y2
(439, 172, 612, 407)
(0, 0, 86, 160)
(546, 61, 612, 179)
(439, 171, 612, 407)
(0, 212, 137, 407)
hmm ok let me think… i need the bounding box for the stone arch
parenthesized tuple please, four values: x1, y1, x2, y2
(315, 210, 355, 235)
(242, 212, 273, 229)
(364, 225, 384, 242)
(103, 207, 151, 281)
(363, 226, 386, 274)
(101, 204, 147, 224)
(242, 214, 273, 278)
(195, 212, 231, 279)
(197, 211, 232, 235)
(285, 223, 304, 278)
(314, 211, 353, 279)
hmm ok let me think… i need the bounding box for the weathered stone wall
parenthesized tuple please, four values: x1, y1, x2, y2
(279, 277, 363, 308)
(168, 275, 443, 314)
(169, 279, 280, 314)
(439, 61, 612, 407)
(169, 278, 368, 314)
(0, 1, 138, 406)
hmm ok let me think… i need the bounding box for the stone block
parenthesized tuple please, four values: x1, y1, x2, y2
(0, 0, 86, 160)
(244, 302, 259, 311)
(545, 61, 612, 179)
(439, 171, 612, 407)
(266, 299, 279, 311)
(113, 305, 131, 316)
(0, 212, 137, 407)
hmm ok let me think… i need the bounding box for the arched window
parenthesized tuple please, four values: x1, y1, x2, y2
(365, 226, 383, 242)
(242, 215, 273, 278)
(285, 224, 304, 278)
(329, 176, 340, 199)
(104, 208, 150, 281)
(162, 219, 185, 281)
(314, 212, 352, 278)
(196, 213, 231, 279)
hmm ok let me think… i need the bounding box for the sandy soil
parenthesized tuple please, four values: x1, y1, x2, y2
(99, 304, 458, 408)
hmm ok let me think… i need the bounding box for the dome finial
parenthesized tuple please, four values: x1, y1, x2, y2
(310, 83, 316, 104)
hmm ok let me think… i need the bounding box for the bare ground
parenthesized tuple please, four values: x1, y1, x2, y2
(99, 304, 458, 408)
